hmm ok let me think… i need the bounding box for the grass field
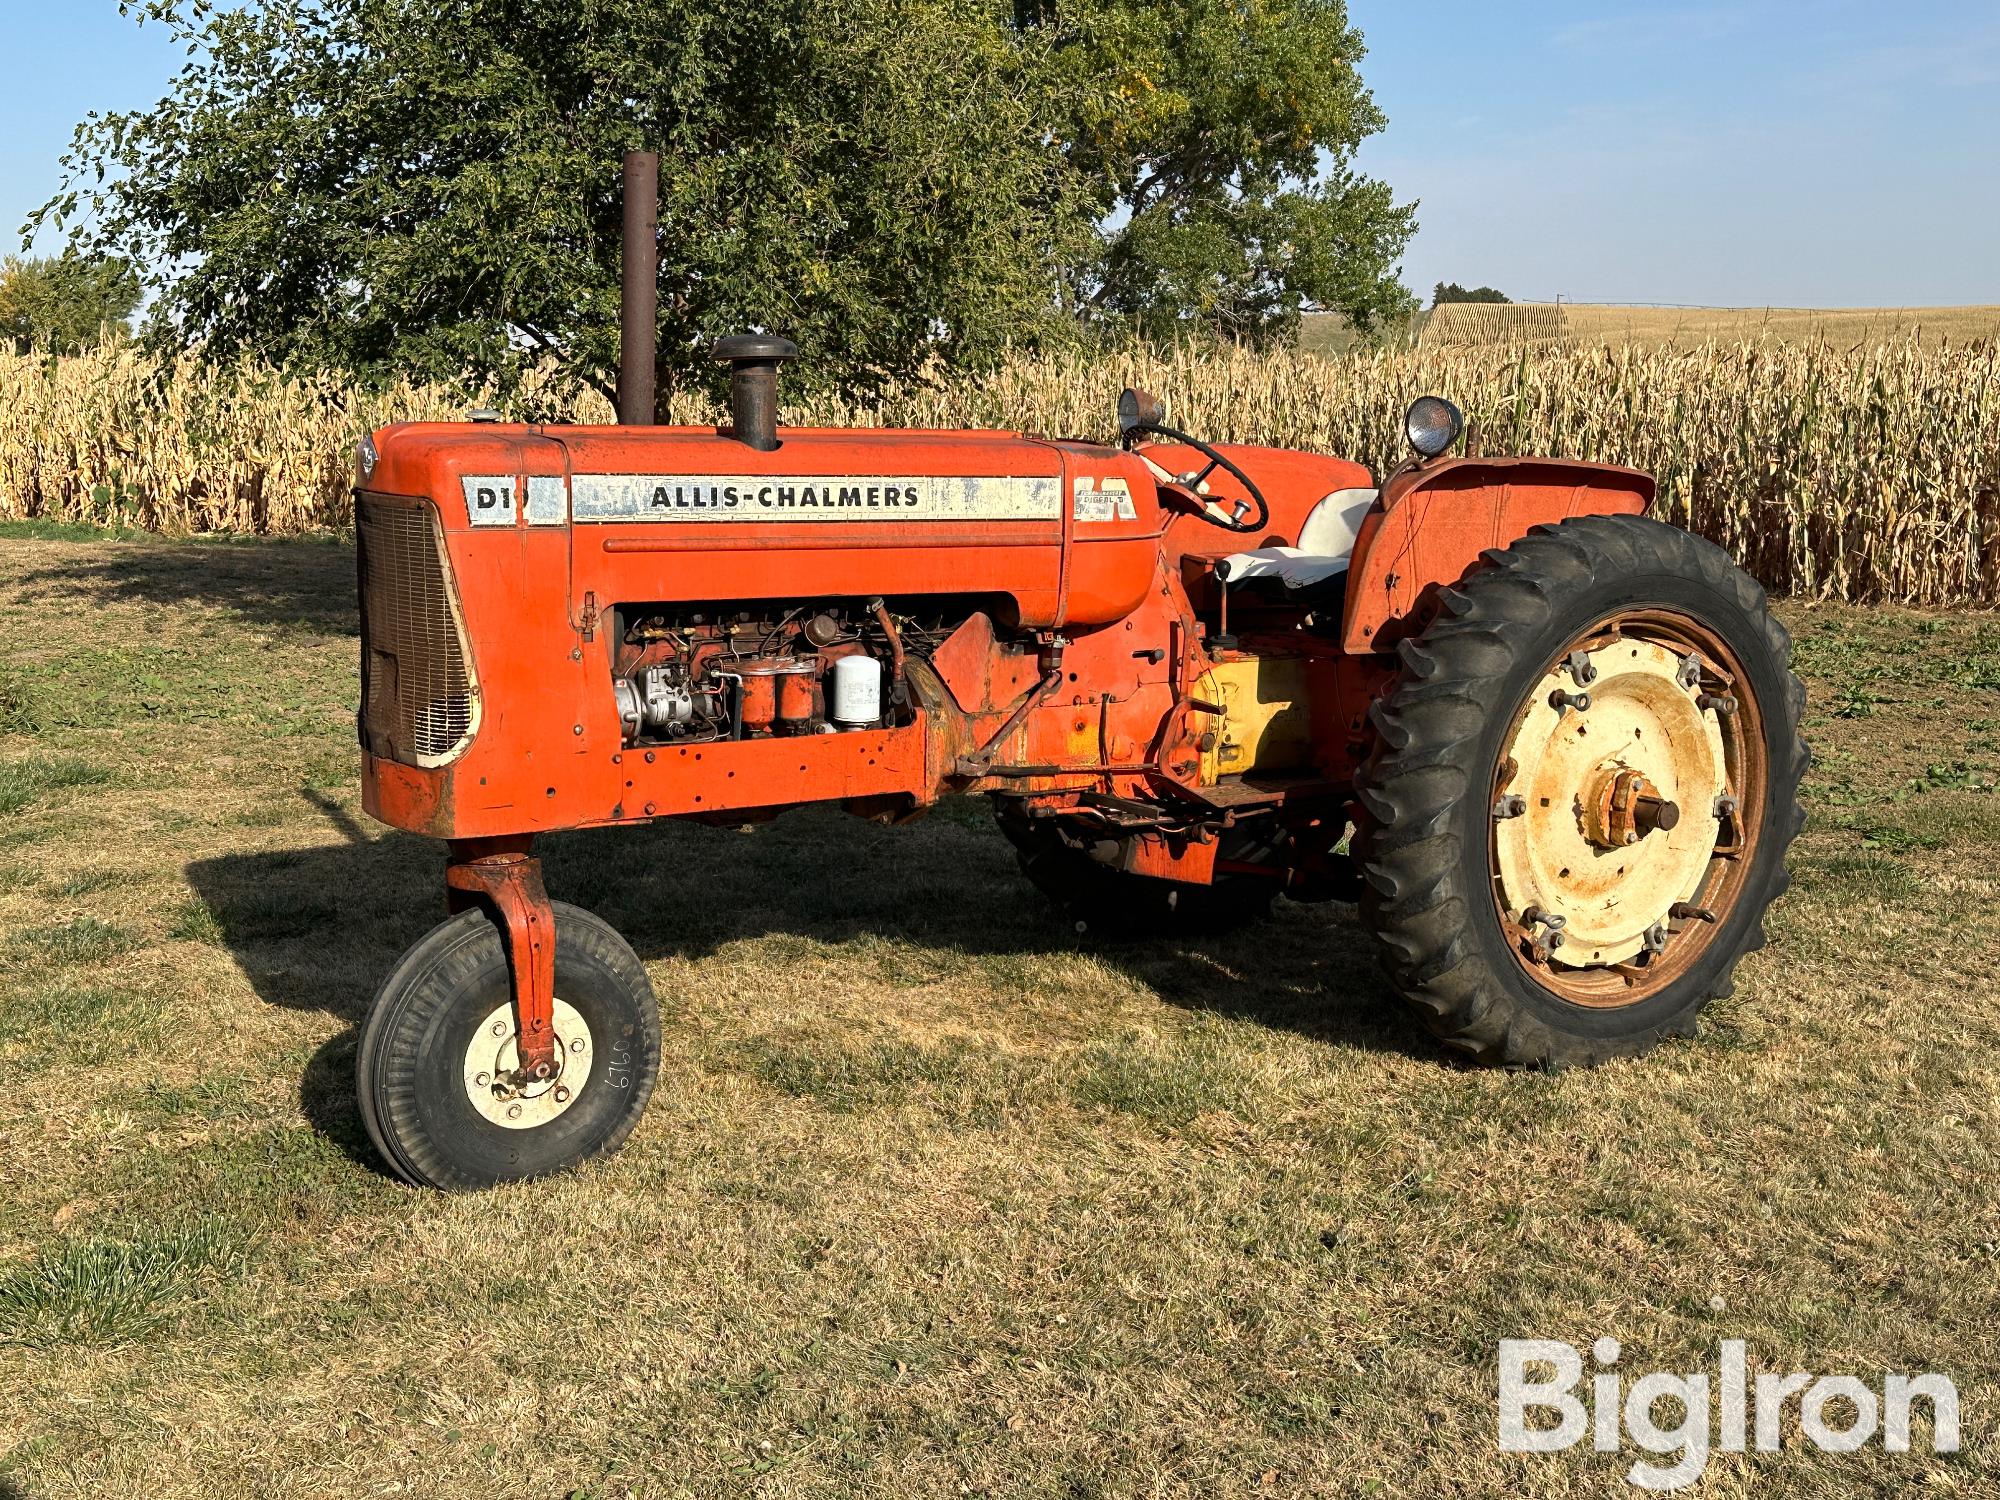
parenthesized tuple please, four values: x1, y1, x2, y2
(1, 528, 1998, 1497)
(1301, 303, 2000, 356)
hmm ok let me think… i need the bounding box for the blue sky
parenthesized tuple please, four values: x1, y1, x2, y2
(1349, 0, 2000, 305)
(2, 1, 1995, 308)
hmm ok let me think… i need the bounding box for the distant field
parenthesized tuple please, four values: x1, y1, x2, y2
(1302, 303, 2000, 355)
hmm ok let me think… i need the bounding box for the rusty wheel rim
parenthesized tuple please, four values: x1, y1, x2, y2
(1488, 609, 1766, 1009)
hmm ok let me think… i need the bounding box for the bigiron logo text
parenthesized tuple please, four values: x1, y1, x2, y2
(1498, 1338, 1960, 1490)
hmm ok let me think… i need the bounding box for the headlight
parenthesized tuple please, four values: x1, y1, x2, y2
(1405, 395, 1464, 459)
(355, 432, 379, 483)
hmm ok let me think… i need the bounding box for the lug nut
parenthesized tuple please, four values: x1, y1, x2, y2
(475, 1072, 490, 1087)
(1643, 924, 1669, 956)
(553, 1086, 571, 1104)
(506, 1104, 522, 1120)
(570, 1037, 587, 1054)
(1523, 905, 1568, 957)
(1493, 794, 1527, 820)
(491, 1020, 508, 1038)
(1714, 793, 1739, 820)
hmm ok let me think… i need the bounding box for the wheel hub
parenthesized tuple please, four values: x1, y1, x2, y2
(463, 998, 592, 1130)
(1494, 638, 1731, 968)
(1584, 767, 1681, 850)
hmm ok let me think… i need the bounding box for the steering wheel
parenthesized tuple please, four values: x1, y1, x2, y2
(1122, 420, 1271, 535)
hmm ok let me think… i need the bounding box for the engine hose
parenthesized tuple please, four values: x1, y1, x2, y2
(869, 598, 908, 699)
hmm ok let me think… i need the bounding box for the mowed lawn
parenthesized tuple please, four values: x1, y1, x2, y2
(0, 528, 1996, 1498)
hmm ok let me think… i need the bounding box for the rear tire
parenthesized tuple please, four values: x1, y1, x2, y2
(357, 902, 661, 1190)
(1354, 515, 1806, 1067)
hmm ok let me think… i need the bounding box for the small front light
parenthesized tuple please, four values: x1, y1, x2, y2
(355, 432, 379, 482)
(1405, 395, 1465, 459)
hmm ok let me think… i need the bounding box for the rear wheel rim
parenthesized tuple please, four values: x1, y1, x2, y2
(1489, 608, 1766, 1009)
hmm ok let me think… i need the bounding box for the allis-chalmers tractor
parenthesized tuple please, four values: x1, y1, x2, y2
(351, 166, 1804, 1191)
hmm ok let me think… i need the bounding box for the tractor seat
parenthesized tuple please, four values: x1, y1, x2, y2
(1215, 487, 1377, 590)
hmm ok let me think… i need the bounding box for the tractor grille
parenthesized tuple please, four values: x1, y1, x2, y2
(357, 494, 477, 765)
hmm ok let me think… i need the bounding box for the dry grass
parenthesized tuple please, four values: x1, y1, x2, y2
(1, 531, 1997, 1496)
(5, 338, 2000, 607)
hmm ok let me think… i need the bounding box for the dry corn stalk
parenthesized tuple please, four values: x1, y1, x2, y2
(2, 338, 1996, 606)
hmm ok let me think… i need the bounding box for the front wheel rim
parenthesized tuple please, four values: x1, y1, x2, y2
(461, 997, 593, 1129)
(1489, 608, 1767, 1009)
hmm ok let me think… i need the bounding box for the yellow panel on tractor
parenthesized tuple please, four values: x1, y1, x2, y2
(1197, 658, 1315, 783)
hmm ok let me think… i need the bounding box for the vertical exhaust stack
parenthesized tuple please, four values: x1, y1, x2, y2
(713, 334, 798, 452)
(618, 150, 660, 427)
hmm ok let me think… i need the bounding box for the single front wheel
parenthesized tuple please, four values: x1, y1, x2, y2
(356, 902, 662, 1190)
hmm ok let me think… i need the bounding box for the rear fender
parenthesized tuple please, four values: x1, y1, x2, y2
(1339, 457, 1654, 653)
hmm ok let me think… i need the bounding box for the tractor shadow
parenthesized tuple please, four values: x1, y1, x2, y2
(10, 533, 356, 640)
(187, 796, 1454, 1163)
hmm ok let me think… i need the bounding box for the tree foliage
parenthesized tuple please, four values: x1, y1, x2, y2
(37, 0, 1414, 394)
(1433, 282, 1511, 306)
(1045, 0, 1417, 345)
(0, 253, 143, 354)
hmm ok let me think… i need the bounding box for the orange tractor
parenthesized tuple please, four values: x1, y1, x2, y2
(351, 163, 1805, 1190)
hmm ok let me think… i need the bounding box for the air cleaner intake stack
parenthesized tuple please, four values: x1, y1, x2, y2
(713, 334, 798, 452)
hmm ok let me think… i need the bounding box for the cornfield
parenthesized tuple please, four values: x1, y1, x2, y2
(3, 338, 1998, 605)
(1417, 302, 1572, 348)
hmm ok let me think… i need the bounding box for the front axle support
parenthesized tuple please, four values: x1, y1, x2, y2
(445, 841, 558, 1082)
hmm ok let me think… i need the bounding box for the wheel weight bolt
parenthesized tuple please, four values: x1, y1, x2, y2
(1670, 903, 1718, 924)
(1549, 689, 1591, 713)
(1713, 793, 1738, 820)
(1493, 794, 1527, 820)
(1697, 693, 1737, 715)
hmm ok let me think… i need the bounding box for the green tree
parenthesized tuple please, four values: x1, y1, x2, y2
(1433, 282, 1511, 306)
(1045, 0, 1418, 345)
(0, 252, 143, 354)
(38, 0, 1414, 393)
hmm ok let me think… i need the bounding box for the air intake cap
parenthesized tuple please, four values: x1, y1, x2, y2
(713, 335, 798, 453)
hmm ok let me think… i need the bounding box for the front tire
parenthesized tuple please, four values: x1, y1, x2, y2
(356, 902, 662, 1190)
(1355, 515, 1807, 1067)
